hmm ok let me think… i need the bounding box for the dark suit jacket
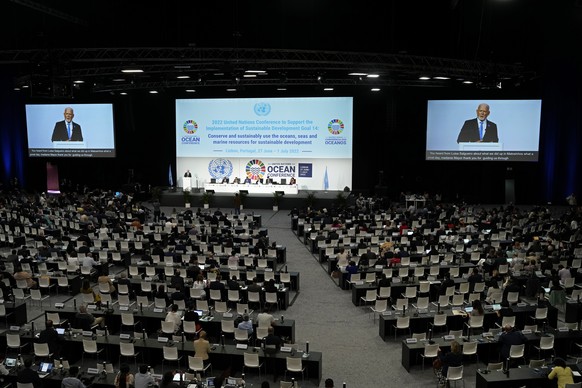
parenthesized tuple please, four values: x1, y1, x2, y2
(457, 119, 498, 143)
(51, 120, 83, 141)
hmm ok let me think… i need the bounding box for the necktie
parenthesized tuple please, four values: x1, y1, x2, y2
(479, 121, 484, 140)
(67, 122, 71, 140)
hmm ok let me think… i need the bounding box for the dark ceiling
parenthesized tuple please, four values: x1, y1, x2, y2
(1, 0, 580, 96)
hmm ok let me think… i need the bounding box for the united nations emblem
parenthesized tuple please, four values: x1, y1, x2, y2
(254, 102, 271, 116)
(208, 159, 233, 179)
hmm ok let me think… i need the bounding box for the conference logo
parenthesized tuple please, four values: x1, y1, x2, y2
(327, 119, 344, 135)
(183, 120, 198, 134)
(254, 102, 271, 116)
(208, 158, 233, 179)
(245, 159, 266, 180)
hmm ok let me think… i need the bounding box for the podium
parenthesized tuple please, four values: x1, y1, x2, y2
(52, 141, 86, 148)
(183, 177, 192, 191)
(458, 142, 503, 151)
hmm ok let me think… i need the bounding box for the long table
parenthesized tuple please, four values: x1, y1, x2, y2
(0, 331, 321, 385)
(380, 304, 559, 341)
(400, 328, 579, 372)
(44, 305, 296, 342)
(204, 183, 299, 195)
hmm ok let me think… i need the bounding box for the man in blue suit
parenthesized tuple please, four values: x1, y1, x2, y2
(457, 103, 498, 143)
(51, 107, 84, 141)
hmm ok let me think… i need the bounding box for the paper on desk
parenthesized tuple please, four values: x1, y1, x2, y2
(573, 371, 581, 377)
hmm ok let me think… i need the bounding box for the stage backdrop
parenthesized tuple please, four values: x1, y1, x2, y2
(175, 97, 353, 191)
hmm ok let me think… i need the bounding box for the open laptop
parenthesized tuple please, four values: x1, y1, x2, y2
(464, 306, 473, 314)
(56, 327, 66, 335)
(206, 377, 215, 387)
(38, 362, 53, 378)
(492, 304, 502, 311)
(4, 358, 16, 368)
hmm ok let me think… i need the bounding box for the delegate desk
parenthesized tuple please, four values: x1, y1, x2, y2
(380, 304, 559, 341)
(2, 332, 322, 385)
(474, 364, 582, 388)
(1, 300, 27, 325)
(401, 328, 580, 372)
(3, 369, 116, 388)
(44, 305, 296, 342)
(120, 277, 292, 310)
(204, 183, 299, 195)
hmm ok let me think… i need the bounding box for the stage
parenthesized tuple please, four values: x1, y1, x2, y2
(160, 188, 347, 210)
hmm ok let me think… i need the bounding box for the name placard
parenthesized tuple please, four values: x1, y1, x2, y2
(158, 337, 169, 343)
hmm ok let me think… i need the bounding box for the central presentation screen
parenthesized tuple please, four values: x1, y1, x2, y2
(176, 97, 353, 191)
(425, 99, 542, 162)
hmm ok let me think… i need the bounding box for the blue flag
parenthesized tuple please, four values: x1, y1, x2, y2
(323, 166, 329, 190)
(168, 164, 174, 187)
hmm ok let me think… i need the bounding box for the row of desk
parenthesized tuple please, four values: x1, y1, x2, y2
(0, 331, 322, 384)
(45, 304, 296, 342)
(381, 303, 559, 342)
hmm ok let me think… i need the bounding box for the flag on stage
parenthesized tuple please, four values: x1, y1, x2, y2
(168, 164, 174, 187)
(323, 166, 329, 190)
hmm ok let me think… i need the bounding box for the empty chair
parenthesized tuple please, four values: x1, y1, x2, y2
(265, 292, 280, 312)
(30, 289, 49, 307)
(214, 301, 228, 314)
(529, 359, 545, 368)
(530, 307, 548, 326)
(418, 281, 431, 295)
(360, 289, 377, 306)
(82, 339, 103, 365)
(506, 291, 520, 305)
(31, 343, 51, 362)
(121, 313, 141, 332)
(188, 356, 212, 377)
(377, 286, 391, 299)
(462, 341, 478, 364)
(533, 334, 555, 359)
(402, 286, 417, 299)
(431, 313, 448, 334)
(284, 357, 306, 382)
(445, 365, 464, 388)
(413, 297, 429, 310)
(509, 343, 526, 365)
(7, 333, 28, 353)
(221, 319, 235, 336)
(369, 299, 388, 322)
(234, 328, 249, 343)
(46, 312, 68, 327)
(393, 316, 411, 340)
(464, 315, 484, 337)
(38, 277, 56, 295)
(119, 342, 140, 369)
(419, 343, 439, 371)
(0, 304, 14, 325)
(487, 362, 503, 371)
(449, 330, 463, 338)
(162, 345, 182, 372)
(243, 352, 264, 378)
(451, 294, 464, 307)
(496, 315, 516, 329)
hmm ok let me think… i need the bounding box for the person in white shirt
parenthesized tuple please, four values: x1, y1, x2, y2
(257, 310, 276, 328)
(134, 365, 155, 388)
(164, 304, 182, 333)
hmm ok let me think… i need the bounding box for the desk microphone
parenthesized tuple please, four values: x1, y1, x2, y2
(31, 321, 34, 334)
(74, 299, 77, 309)
(140, 303, 143, 313)
(402, 305, 406, 316)
(437, 302, 440, 314)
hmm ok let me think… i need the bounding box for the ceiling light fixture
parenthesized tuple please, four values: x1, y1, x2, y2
(323, 87, 334, 91)
(277, 88, 287, 91)
(177, 75, 190, 79)
(245, 70, 266, 73)
(348, 72, 368, 76)
(120, 92, 128, 95)
(463, 80, 474, 84)
(434, 76, 450, 80)
(371, 88, 381, 92)
(112, 78, 125, 82)
(121, 69, 143, 73)
(186, 89, 196, 93)
(366, 74, 380, 78)
(73, 80, 85, 84)
(243, 74, 257, 78)
(149, 90, 158, 94)
(419, 76, 431, 80)
(226, 88, 237, 92)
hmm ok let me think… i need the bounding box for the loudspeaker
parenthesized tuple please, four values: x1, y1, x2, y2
(206, 190, 215, 194)
(239, 190, 249, 195)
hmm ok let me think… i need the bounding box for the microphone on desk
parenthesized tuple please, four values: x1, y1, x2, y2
(142, 328, 146, 342)
(31, 321, 34, 334)
(305, 341, 309, 355)
(74, 298, 77, 309)
(343, 383, 347, 388)
(140, 303, 143, 313)
(437, 302, 440, 314)
(221, 334, 225, 347)
(106, 301, 110, 310)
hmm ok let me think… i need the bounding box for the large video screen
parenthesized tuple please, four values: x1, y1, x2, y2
(25, 103, 116, 158)
(176, 97, 353, 191)
(425, 100, 542, 162)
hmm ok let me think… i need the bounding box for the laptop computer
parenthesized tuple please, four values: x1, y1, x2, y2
(206, 377, 215, 387)
(38, 362, 53, 378)
(492, 304, 501, 311)
(56, 328, 65, 335)
(4, 358, 16, 368)
(464, 307, 473, 313)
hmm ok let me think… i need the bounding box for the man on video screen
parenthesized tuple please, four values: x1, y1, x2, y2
(456, 103, 498, 143)
(51, 107, 83, 142)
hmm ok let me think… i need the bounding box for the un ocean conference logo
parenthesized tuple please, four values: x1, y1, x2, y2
(254, 102, 271, 116)
(245, 159, 266, 180)
(328, 119, 344, 135)
(208, 159, 233, 179)
(183, 120, 198, 134)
